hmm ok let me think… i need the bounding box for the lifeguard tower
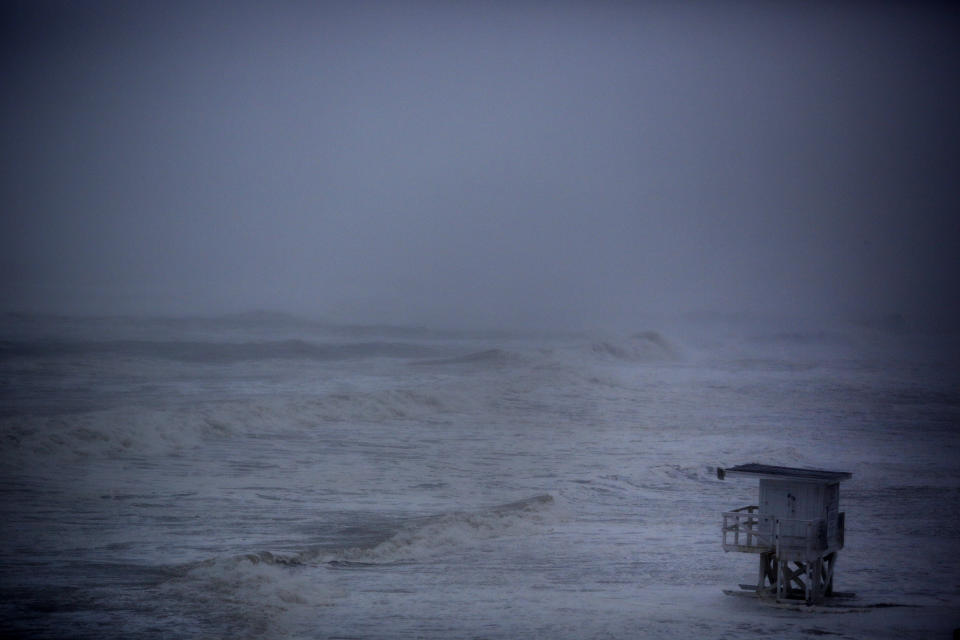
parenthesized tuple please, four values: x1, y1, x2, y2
(718, 463, 852, 604)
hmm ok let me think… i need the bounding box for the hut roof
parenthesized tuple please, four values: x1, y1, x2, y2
(717, 463, 852, 482)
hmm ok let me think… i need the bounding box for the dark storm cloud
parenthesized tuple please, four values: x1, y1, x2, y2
(2, 1, 958, 328)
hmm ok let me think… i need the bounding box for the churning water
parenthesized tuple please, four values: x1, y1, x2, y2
(1, 313, 958, 638)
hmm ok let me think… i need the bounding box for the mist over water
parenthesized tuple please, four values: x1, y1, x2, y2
(2, 1, 959, 329)
(2, 2, 959, 638)
(1, 312, 959, 638)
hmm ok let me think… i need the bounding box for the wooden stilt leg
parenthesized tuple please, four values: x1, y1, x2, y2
(776, 557, 786, 601)
(805, 559, 821, 605)
(757, 551, 776, 594)
(768, 553, 777, 594)
(824, 553, 836, 597)
(816, 557, 824, 602)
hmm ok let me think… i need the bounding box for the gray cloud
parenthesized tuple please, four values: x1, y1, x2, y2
(2, 1, 958, 329)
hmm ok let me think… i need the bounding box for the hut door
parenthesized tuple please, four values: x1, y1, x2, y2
(760, 481, 804, 540)
(760, 481, 793, 519)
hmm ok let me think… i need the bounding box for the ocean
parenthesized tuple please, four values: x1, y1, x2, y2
(1, 312, 958, 638)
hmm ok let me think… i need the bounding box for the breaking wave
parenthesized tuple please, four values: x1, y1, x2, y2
(586, 331, 679, 362)
(412, 348, 524, 367)
(0, 387, 476, 462)
(184, 494, 557, 571)
(0, 405, 240, 460)
(640, 464, 724, 489)
(324, 493, 556, 563)
(298, 388, 468, 423)
(162, 495, 557, 631)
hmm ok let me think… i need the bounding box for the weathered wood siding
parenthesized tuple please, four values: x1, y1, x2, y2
(824, 482, 840, 547)
(758, 479, 839, 549)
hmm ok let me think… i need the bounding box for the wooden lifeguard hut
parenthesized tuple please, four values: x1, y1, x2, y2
(718, 463, 852, 604)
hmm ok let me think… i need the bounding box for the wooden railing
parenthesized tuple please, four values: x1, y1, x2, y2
(723, 506, 841, 558)
(722, 505, 771, 552)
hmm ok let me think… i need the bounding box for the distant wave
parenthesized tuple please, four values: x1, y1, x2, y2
(0, 311, 489, 341)
(303, 388, 465, 423)
(0, 389, 472, 460)
(747, 329, 854, 348)
(641, 464, 724, 489)
(587, 330, 679, 362)
(0, 405, 242, 460)
(0, 339, 445, 364)
(412, 348, 523, 367)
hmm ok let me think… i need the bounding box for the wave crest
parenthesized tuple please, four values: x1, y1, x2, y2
(313, 494, 556, 564)
(412, 348, 524, 367)
(588, 331, 678, 362)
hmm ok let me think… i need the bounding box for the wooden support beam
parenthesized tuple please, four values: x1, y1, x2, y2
(728, 506, 843, 606)
(823, 552, 836, 596)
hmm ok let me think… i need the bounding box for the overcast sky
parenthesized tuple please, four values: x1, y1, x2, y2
(1, 1, 958, 329)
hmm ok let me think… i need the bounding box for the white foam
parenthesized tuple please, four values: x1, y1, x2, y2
(4, 316, 959, 639)
(315, 494, 558, 564)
